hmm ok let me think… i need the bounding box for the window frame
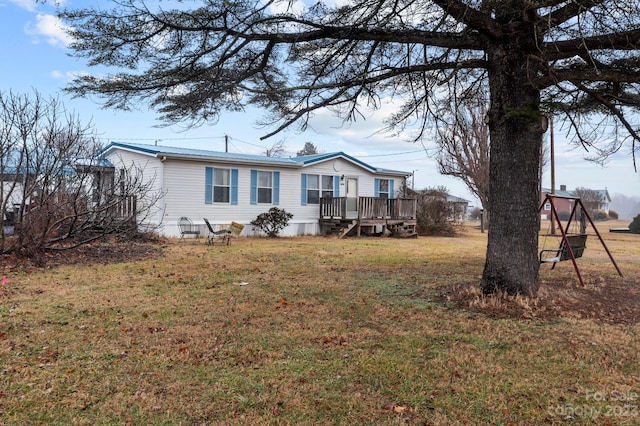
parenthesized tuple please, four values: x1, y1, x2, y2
(301, 173, 338, 205)
(251, 169, 280, 205)
(205, 167, 238, 205)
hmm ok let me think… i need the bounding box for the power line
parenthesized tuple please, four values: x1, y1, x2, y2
(365, 149, 427, 157)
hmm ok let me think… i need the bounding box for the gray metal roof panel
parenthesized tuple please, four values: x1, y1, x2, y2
(102, 142, 410, 175)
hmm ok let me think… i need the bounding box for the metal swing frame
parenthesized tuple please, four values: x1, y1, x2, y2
(538, 194, 622, 286)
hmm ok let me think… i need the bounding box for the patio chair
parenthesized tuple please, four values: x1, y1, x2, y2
(204, 218, 231, 246)
(178, 216, 201, 239)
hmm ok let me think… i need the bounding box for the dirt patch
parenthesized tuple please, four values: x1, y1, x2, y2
(0, 235, 165, 272)
(434, 277, 640, 325)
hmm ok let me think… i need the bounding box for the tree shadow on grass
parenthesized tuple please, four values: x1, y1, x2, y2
(432, 275, 640, 325)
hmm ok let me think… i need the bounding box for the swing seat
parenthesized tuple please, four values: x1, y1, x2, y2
(540, 234, 588, 263)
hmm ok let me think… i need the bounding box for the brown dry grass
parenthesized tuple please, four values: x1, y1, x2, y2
(0, 222, 638, 425)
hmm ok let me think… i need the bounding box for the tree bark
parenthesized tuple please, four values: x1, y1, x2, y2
(481, 23, 545, 296)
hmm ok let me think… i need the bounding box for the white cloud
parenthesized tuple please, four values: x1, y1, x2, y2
(303, 99, 427, 153)
(8, 0, 37, 11)
(50, 69, 84, 81)
(8, 0, 65, 11)
(25, 13, 73, 47)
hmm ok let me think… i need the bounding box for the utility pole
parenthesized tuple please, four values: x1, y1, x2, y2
(225, 134, 229, 153)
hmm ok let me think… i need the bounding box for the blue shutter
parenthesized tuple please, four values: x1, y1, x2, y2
(333, 175, 340, 197)
(389, 179, 395, 199)
(301, 173, 308, 206)
(205, 167, 213, 204)
(273, 171, 280, 205)
(374, 178, 380, 197)
(231, 169, 239, 205)
(250, 170, 257, 205)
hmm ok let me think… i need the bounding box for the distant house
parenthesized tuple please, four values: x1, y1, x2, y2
(97, 142, 416, 237)
(446, 194, 471, 220)
(540, 184, 611, 219)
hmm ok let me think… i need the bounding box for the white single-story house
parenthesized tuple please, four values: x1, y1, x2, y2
(98, 142, 416, 237)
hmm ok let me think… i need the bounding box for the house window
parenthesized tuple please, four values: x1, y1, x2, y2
(213, 168, 230, 203)
(378, 179, 390, 199)
(205, 167, 238, 204)
(301, 174, 337, 205)
(257, 171, 272, 203)
(322, 175, 334, 198)
(251, 170, 280, 205)
(374, 178, 394, 199)
(544, 203, 551, 211)
(307, 174, 320, 204)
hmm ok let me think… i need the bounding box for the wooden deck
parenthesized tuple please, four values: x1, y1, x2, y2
(319, 197, 417, 238)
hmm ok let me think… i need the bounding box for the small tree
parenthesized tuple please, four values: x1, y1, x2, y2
(296, 142, 319, 156)
(250, 207, 293, 237)
(574, 188, 607, 216)
(264, 139, 287, 158)
(0, 90, 161, 262)
(415, 187, 457, 237)
(435, 97, 490, 216)
(629, 215, 640, 234)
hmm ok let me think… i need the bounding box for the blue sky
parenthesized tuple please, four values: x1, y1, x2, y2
(2, 0, 639, 204)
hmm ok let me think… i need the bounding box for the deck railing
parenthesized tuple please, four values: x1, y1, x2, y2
(111, 195, 137, 220)
(320, 197, 416, 220)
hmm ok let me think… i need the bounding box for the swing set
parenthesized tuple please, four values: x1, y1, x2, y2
(538, 194, 623, 286)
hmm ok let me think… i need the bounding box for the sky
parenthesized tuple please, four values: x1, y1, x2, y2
(1, 0, 640, 207)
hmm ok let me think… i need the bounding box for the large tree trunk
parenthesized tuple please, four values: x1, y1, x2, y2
(481, 22, 545, 296)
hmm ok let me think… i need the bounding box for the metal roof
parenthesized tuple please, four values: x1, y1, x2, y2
(101, 142, 410, 176)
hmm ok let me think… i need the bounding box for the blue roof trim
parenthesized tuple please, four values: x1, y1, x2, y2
(104, 141, 300, 165)
(102, 142, 410, 175)
(297, 152, 373, 170)
(296, 152, 408, 175)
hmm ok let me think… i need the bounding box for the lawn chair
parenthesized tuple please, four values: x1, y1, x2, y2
(204, 218, 231, 246)
(178, 216, 201, 239)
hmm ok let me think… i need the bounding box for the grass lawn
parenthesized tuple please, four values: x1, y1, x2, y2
(0, 221, 639, 425)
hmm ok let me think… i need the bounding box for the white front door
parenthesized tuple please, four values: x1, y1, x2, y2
(346, 177, 358, 218)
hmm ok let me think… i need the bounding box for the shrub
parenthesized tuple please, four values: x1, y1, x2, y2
(415, 187, 458, 237)
(557, 211, 571, 221)
(608, 210, 619, 220)
(629, 214, 640, 234)
(593, 209, 608, 221)
(250, 207, 293, 237)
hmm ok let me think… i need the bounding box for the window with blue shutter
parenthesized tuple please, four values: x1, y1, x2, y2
(205, 167, 234, 203)
(252, 170, 279, 204)
(302, 174, 335, 205)
(375, 178, 390, 199)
